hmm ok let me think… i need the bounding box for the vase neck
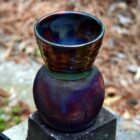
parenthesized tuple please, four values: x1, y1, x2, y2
(45, 66, 94, 81)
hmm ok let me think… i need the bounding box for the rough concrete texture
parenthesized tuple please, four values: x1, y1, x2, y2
(26, 108, 116, 140)
(3, 108, 116, 140)
(3, 109, 140, 140)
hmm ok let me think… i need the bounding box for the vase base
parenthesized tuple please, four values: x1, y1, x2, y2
(26, 107, 117, 140)
(39, 112, 97, 132)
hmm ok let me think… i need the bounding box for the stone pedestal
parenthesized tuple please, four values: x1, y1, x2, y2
(0, 133, 10, 140)
(27, 108, 117, 140)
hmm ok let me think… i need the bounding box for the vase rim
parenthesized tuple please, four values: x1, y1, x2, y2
(34, 11, 105, 48)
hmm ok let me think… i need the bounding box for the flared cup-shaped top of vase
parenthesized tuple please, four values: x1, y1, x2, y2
(34, 11, 105, 73)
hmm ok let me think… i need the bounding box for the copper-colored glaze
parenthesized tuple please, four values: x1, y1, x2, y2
(35, 11, 104, 73)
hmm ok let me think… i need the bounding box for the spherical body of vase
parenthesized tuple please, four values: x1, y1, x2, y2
(33, 11, 105, 132)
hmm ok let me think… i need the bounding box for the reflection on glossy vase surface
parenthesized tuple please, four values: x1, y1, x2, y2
(33, 66, 104, 132)
(33, 11, 105, 132)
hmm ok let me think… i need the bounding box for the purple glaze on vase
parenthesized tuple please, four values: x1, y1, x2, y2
(33, 66, 104, 132)
(33, 11, 105, 132)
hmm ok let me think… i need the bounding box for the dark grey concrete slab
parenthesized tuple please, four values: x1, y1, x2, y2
(26, 108, 117, 140)
(3, 109, 140, 140)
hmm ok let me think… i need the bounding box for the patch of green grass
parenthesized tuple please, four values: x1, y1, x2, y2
(0, 101, 30, 132)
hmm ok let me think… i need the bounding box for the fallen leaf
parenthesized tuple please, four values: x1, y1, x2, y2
(123, 110, 132, 120)
(134, 67, 140, 81)
(0, 88, 10, 98)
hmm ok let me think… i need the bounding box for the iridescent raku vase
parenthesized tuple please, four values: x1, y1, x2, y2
(33, 11, 105, 132)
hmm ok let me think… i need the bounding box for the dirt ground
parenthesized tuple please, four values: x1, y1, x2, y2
(0, 0, 140, 130)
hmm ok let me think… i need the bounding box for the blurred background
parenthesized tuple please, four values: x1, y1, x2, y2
(0, 0, 140, 138)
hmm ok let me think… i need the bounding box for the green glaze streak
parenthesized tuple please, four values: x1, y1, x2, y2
(45, 67, 93, 81)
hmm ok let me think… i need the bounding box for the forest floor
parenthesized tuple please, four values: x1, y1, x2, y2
(0, 0, 140, 132)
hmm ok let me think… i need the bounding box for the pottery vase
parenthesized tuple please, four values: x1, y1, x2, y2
(33, 11, 105, 132)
